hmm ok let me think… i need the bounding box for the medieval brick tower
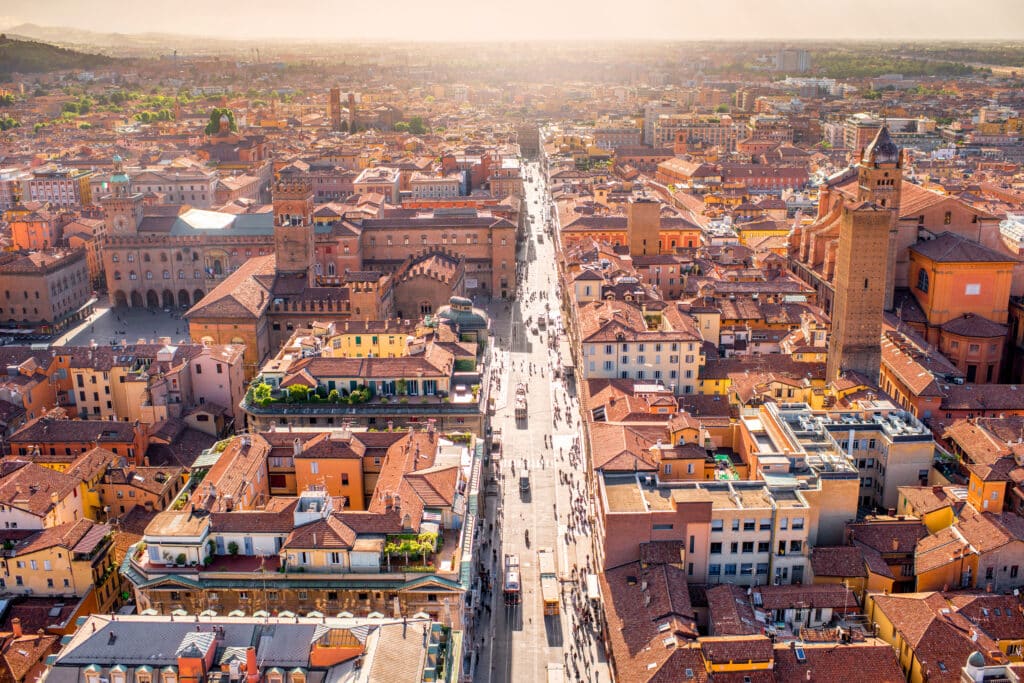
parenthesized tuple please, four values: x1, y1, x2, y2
(855, 126, 903, 310)
(826, 127, 902, 383)
(328, 87, 342, 131)
(101, 155, 144, 235)
(627, 197, 661, 256)
(273, 167, 316, 286)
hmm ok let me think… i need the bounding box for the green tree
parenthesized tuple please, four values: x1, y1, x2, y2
(251, 382, 273, 405)
(715, 104, 729, 113)
(0, 116, 19, 131)
(394, 121, 410, 133)
(204, 107, 237, 135)
(0, 94, 14, 106)
(408, 116, 427, 135)
(287, 383, 310, 402)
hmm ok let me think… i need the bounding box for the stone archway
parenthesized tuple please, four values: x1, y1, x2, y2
(130, 291, 144, 307)
(146, 290, 160, 308)
(193, 289, 205, 305)
(178, 290, 190, 308)
(113, 291, 128, 308)
(162, 290, 175, 308)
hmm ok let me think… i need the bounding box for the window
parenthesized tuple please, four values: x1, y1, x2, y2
(792, 517, 805, 530)
(913, 266, 931, 291)
(965, 283, 981, 296)
(711, 520, 724, 532)
(742, 541, 754, 553)
(724, 564, 737, 576)
(310, 462, 319, 474)
(790, 540, 803, 553)
(730, 542, 739, 554)
(710, 542, 722, 554)
(759, 518, 771, 530)
(743, 519, 755, 531)
(731, 519, 740, 532)
(740, 563, 753, 575)
(652, 524, 674, 531)
(758, 542, 770, 553)
(709, 564, 721, 575)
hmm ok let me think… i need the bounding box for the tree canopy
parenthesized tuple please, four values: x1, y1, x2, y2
(204, 107, 237, 135)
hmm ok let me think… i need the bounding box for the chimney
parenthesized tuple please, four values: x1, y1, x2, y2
(11, 617, 22, 638)
(293, 438, 302, 457)
(891, 537, 899, 552)
(245, 646, 260, 683)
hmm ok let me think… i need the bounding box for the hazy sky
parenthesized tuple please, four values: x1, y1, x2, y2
(3, 0, 1024, 41)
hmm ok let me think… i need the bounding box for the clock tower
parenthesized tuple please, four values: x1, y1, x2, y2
(101, 155, 144, 235)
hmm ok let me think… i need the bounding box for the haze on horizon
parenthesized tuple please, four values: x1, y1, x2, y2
(3, 0, 1024, 43)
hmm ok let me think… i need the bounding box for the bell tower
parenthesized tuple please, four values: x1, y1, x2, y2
(826, 128, 903, 383)
(101, 155, 144, 235)
(856, 126, 903, 310)
(272, 167, 316, 286)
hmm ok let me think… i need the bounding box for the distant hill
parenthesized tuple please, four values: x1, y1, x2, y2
(0, 34, 115, 74)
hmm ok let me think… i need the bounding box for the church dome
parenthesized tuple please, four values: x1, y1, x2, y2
(436, 297, 488, 331)
(863, 126, 900, 165)
(967, 651, 986, 669)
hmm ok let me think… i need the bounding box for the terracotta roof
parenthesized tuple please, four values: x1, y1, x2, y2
(15, 519, 109, 556)
(600, 561, 699, 682)
(185, 254, 274, 320)
(773, 642, 904, 683)
(753, 583, 857, 610)
(705, 584, 760, 636)
(910, 231, 1015, 263)
(942, 384, 1024, 413)
(939, 313, 1007, 338)
(589, 423, 662, 472)
(283, 514, 355, 550)
(0, 461, 79, 516)
(871, 592, 1003, 681)
(847, 519, 927, 555)
(809, 546, 868, 578)
(915, 526, 972, 573)
(699, 635, 773, 665)
(9, 416, 138, 446)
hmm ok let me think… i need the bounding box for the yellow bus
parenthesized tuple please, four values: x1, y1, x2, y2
(538, 548, 559, 616)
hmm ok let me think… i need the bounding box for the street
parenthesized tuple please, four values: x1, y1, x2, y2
(470, 161, 610, 682)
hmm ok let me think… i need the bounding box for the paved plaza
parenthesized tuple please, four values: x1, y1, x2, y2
(52, 295, 190, 347)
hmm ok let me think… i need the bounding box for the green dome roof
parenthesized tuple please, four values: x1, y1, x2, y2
(437, 298, 488, 330)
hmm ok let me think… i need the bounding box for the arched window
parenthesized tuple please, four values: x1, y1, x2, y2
(916, 268, 929, 293)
